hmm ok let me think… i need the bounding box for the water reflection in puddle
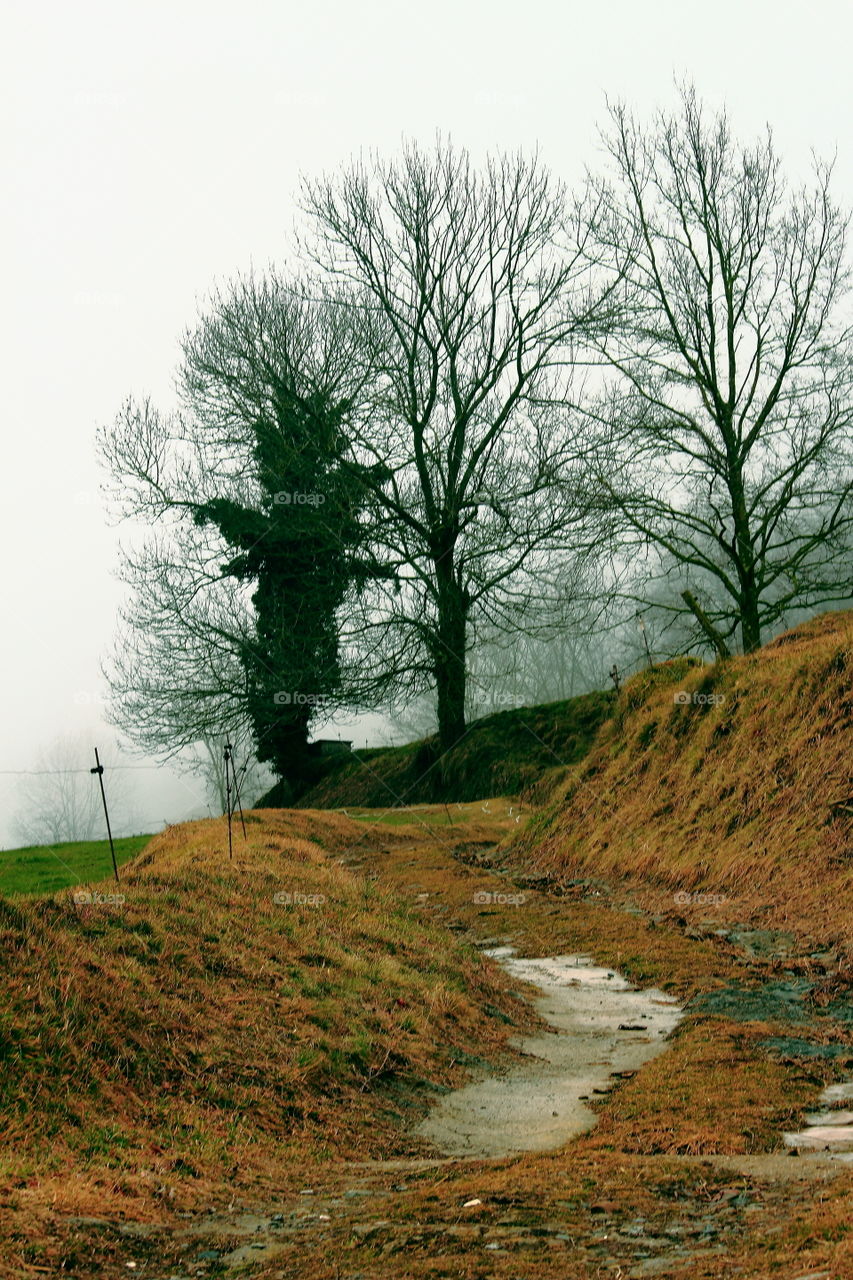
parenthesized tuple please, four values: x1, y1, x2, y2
(784, 1079, 853, 1162)
(415, 948, 682, 1159)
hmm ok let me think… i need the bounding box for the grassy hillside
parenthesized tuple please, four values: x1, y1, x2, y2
(3, 630, 853, 1278)
(0, 809, 530, 1227)
(0, 833, 152, 896)
(518, 610, 853, 958)
(262, 688, 615, 810)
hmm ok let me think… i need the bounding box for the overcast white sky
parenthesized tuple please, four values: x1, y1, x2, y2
(1, 0, 851, 844)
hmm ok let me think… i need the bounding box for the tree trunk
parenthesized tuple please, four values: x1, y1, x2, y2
(728, 466, 762, 654)
(433, 555, 469, 756)
(739, 584, 762, 653)
(680, 591, 731, 660)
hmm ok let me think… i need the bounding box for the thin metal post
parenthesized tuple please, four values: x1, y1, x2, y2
(90, 748, 119, 883)
(229, 748, 247, 839)
(224, 742, 233, 861)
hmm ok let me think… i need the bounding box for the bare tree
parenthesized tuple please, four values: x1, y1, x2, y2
(577, 85, 853, 654)
(103, 504, 254, 758)
(12, 734, 135, 846)
(466, 621, 616, 714)
(180, 727, 274, 814)
(305, 140, 613, 752)
(100, 275, 383, 777)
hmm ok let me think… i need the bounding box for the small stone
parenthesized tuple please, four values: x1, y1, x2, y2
(822, 1081, 853, 1103)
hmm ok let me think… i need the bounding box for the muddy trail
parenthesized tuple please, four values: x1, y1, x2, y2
(9, 808, 853, 1279)
(414, 948, 683, 1158)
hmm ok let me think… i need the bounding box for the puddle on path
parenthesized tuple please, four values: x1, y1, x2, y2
(415, 948, 682, 1159)
(784, 1078, 853, 1163)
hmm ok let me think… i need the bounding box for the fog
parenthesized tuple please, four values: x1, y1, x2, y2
(1, 0, 851, 845)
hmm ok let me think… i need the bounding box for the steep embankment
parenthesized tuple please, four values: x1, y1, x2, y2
(280, 689, 614, 809)
(0, 808, 530, 1226)
(520, 610, 853, 958)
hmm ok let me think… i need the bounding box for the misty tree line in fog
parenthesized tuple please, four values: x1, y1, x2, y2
(92, 84, 853, 801)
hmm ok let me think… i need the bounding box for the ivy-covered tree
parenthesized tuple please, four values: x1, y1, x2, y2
(101, 274, 386, 789)
(191, 389, 379, 783)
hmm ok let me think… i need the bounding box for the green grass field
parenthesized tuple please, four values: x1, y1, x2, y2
(0, 833, 153, 897)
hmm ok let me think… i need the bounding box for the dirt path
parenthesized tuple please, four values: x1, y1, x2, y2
(18, 808, 853, 1279)
(416, 949, 682, 1158)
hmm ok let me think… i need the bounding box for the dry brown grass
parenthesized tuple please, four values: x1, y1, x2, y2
(519, 610, 853, 960)
(0, 808, 534, 1237)
(3, 802, 852, 1278)
(4, 616, 853, 1277)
